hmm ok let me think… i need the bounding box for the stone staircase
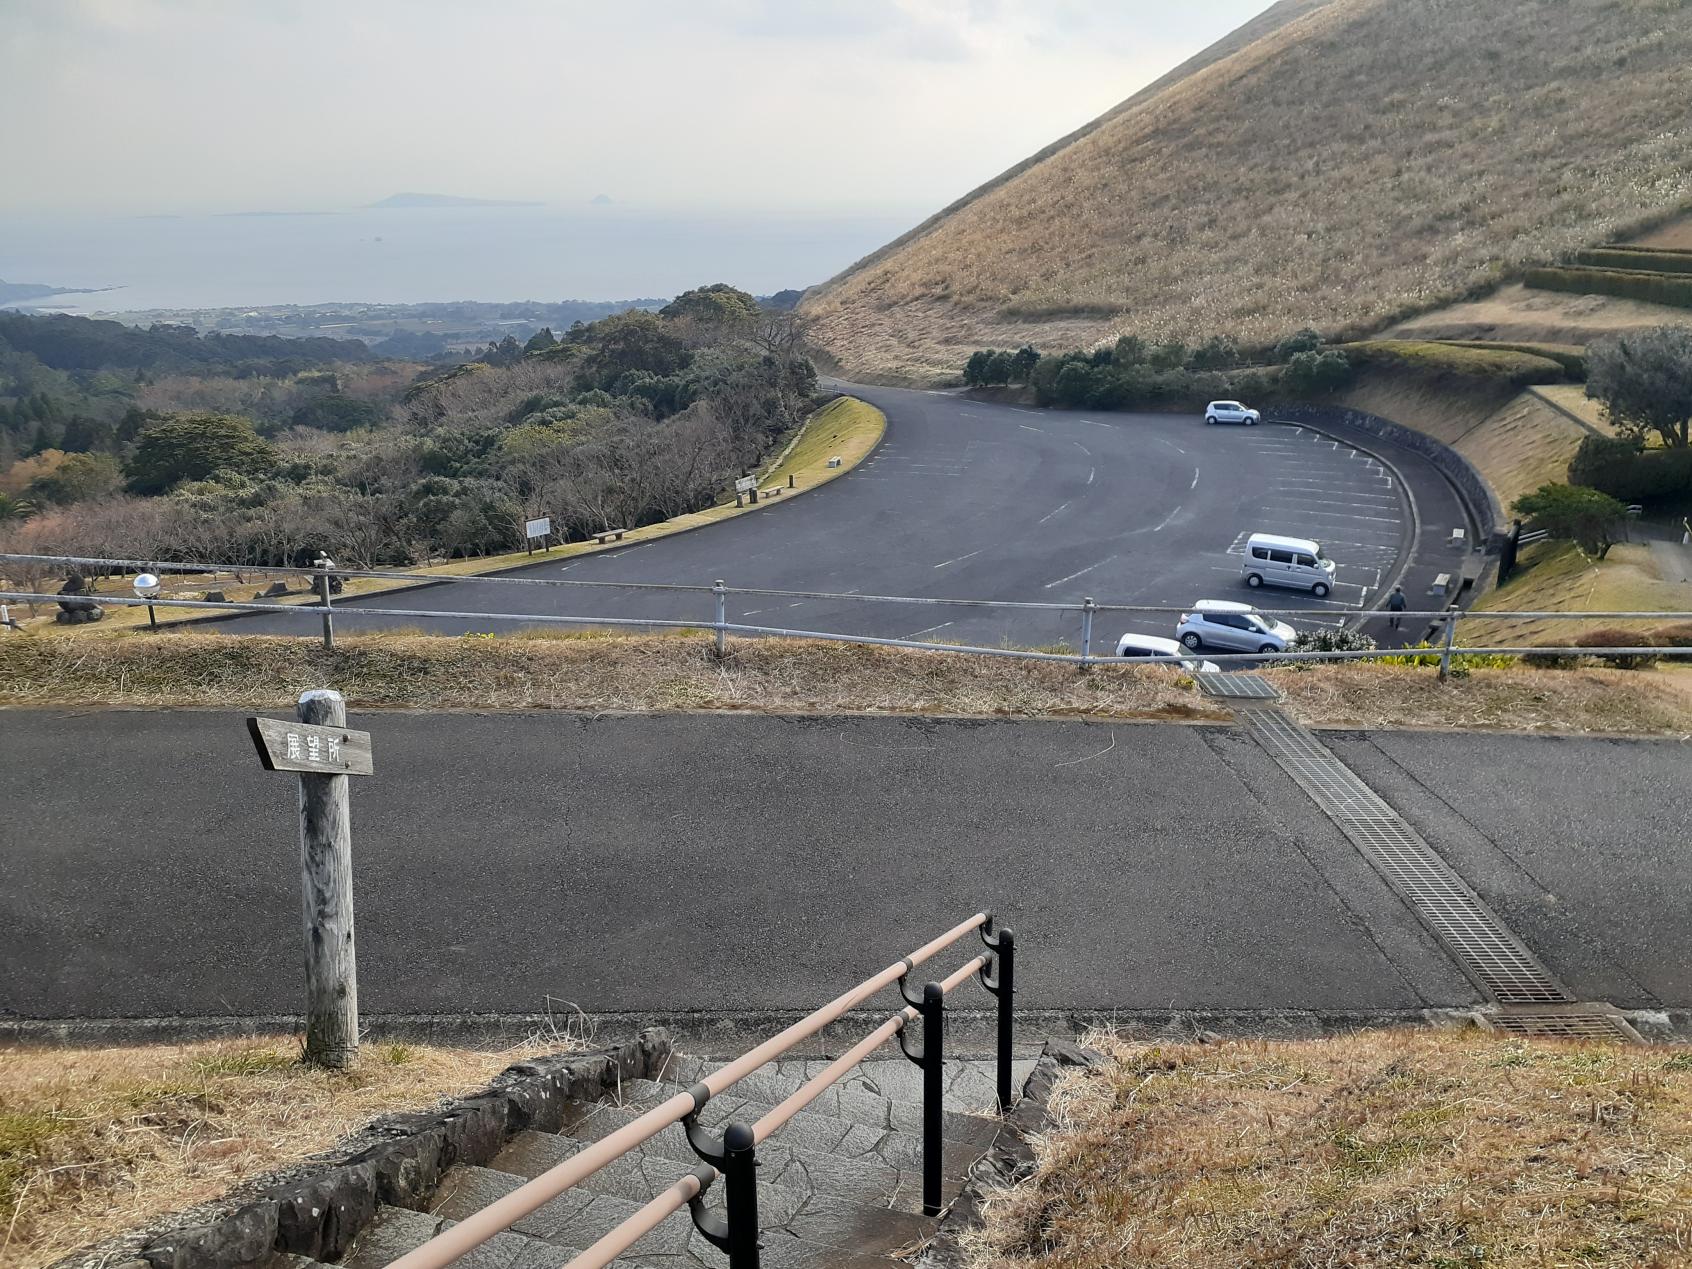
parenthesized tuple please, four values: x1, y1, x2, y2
(322, 1051, 1031, 1269)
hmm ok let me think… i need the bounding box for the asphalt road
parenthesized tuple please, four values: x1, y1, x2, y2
(219, 386, 1473, 651)
(4, 710, 1684, 1022)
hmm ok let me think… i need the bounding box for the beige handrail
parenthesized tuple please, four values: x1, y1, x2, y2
(386, 912, 989, 1269)
(559, 951, 992, 1269)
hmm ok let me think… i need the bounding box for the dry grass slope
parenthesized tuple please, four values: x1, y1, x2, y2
(972, 1030, 1692, 1268)
(805, 0, 1692, 380)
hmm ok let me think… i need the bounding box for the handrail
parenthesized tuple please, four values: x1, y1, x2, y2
(383, 912, 989, 1269)
(561, 1163, 716, 1269)
(751, 954, 989, 1145)
(560, 951, 994, 1269)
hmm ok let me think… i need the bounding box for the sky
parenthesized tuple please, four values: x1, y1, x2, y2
(1, 0, 1273, 219)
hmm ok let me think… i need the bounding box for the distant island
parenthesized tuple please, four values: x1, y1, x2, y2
(0, 279, 119, 306)
(369, 192, 543, 209)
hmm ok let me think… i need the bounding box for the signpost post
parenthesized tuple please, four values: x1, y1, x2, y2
(247, 689, 374, 1068)
(525, 515, 553, 555)
(734, 475, 757, 508)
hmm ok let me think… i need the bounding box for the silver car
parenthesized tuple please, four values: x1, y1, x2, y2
(1204, 400, 1261, 426)
(1176, 600, 1297, 653)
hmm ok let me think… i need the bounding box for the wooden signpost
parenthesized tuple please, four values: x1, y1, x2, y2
(248, 689, 373, 1068)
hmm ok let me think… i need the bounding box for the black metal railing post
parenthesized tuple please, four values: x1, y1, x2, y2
(685, 1116, 760, 1269)
(899, 976, 946, 1216)
(721, 1122, 761, 1269)
(981, 919, 1016, 1114)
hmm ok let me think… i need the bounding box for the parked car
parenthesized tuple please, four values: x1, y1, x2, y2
(1115, 632, 1219, 673)
(1176, 600, 1297, 653)
(1204, 400, 1261, 426)
(1242, 532, 1337, 597)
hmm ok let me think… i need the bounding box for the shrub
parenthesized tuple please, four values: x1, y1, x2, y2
(1522, 650, 1580, 669)
(1575, 627, 1658, 670)
(1272, 328, 1324, 363)
(1341, 340, 1565, 385)
(1189, 335, 1240, 370)
(1654, 622, 1692, 648)
(1567, 434, 1692, 505)
(1512, 484, 1627, 557)
(1279, 626, 1377, 669)
(1283, 349, 1353, 395)
(1575, 247, 1692, 276)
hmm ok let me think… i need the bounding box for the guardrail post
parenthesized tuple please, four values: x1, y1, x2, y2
(713, 579, 727, 660)
(1438, 609, 1459, 680)
(1080, 596, 1096, 671)
(981, 921, 1015, 1114)
(313, 554, 335, 651)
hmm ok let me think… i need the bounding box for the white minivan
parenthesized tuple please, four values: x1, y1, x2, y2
(1241, 533, 1337, 597)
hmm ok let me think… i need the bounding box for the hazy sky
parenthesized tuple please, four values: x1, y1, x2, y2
(2, 0, 1271, 217)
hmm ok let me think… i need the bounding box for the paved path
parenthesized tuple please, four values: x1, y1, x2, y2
(4, 710, 1684, 1022)
(218, 386, 1472, 651)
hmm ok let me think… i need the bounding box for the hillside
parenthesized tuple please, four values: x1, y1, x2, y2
(803, 0, 1692, 381)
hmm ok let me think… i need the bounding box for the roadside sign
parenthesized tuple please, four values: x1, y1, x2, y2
(247, 715, 374, 776)
(734, 476, 757, 494)
(525, 516, 552, 539)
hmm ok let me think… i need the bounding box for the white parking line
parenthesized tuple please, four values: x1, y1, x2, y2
(1088, 467, 1096, 485)
(933, 549, 983, 570)
(906, 621, 956, 640)
(1189, 469, 1200, 490)
(1038, 501, 1071, 525)
(1151, 504, 1184, 533)
(1072, 441, 1092, 456)
(1019, 424, 1042, 433)
(1045, 556, 1119, 589)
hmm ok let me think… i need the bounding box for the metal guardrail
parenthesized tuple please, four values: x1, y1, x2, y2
(383, 913, 1013, 1269)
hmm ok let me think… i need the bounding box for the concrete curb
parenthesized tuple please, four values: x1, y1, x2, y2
(913, 1039, 1107, 1269)
(50, 1030, 673, 1269)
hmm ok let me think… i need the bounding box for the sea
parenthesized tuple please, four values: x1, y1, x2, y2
(0, 204, 919, 314)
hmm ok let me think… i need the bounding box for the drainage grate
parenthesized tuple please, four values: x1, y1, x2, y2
(1195, 672, 1281, 700)
(1484, 1006, 1642, 1042)
(1237, 703, 1570, 1006)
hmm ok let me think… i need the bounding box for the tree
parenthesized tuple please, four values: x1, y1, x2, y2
(1148, 341, 1187, 371)
(125, 413, 279, 494)
(1282, 349, 1353, 395)
(1586, 326, 1692, 448)
(1189, 335, 1240, 371)
(1009, 345, 1040, 384)
(1273, 328, 1324, 362)
(1113, 334, 1148, 365)
(963, 350, 995, 386)
(523, 327, 559, 355)
(984, 350, 1016, 386)
(1513, 483, 1627, 558)
(660, 284, 761, 331)
(26, 452, 122, 504)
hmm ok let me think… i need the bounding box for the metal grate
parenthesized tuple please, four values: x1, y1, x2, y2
(1194, 672, 1281, 700)
(1237, 703, 1570, 1006)
(1484, 1006, 1642, 1042)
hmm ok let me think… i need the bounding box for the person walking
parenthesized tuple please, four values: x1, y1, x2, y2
(1386, 584, 1408, 632)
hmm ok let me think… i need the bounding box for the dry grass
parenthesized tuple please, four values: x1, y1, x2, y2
(1393, 278, 1692, 347)
(1271, 661, 1692, 737)
(5, 630, 1692, 737)
(970, 1029, 1692, 1268)
(0, 1036, 564, 1269)
(803, 0, 1692, 380)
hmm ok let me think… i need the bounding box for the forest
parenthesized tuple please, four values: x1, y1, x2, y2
(0, 284, 817, 570)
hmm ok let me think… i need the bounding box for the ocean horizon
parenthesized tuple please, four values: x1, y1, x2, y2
(0, 204, 919, 313)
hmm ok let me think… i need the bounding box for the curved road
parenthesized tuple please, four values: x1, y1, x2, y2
(225, 385, 1472, 650)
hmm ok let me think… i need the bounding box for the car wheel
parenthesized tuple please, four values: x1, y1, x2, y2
(1313, 582, 1330, 598)
(1259, 643, 1278, 655)
(1181, 632, 1203, 650)
(1246, 573, 1263, 588)
(1205, 416, 1215, 425)
(1247, 417, 1259, 426)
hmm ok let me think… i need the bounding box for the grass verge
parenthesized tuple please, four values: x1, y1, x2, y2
(972, 1029, 1692, 1269)
(4, 396, 885, 637)
(0, 1035, 565, 1269)
(4, 631, 1692, 736)
(1465, 540, 1692, 646)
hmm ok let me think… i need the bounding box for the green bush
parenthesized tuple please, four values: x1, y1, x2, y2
(1575, 627, 1658, 670)
(1340, 340, 1566, 385)
(1438, 341, 1587, 378)
(1568, 434, 1692, 505)
(1282, 349, 1353, 395)
(1524, 267, 1692, 311)
(1513, 483, 1628, 557)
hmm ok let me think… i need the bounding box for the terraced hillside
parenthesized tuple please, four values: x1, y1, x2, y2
(803, 0, 1692, 381)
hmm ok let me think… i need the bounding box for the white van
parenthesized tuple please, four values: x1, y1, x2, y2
(1241, 533, 1337, 597)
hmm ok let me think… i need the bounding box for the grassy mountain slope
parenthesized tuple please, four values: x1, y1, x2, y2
(804, 0, 1692, 381)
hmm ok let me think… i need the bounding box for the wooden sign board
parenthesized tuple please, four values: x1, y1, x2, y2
(247, 716, 374, 776)
(734, 476, 757, 494)
(525, 516, 552, 539)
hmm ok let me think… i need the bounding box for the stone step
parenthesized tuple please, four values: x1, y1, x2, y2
(565, 1099, 981, 1196)
(430, 1165, 924, 1267)
(488, 1131, 947, 1242)
(617, 1076, 1000, 1150)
